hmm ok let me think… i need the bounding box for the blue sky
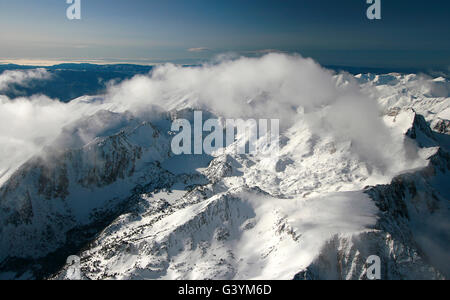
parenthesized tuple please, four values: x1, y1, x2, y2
(0, 0, 449, 68)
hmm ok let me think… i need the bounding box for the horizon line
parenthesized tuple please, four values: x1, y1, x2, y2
(0, 58, 448, 74)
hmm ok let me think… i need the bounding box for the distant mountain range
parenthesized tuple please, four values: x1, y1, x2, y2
(0, 64, 154, 102)
(1, 63, 448, 103)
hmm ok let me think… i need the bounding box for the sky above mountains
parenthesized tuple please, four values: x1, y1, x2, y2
(0, 0, 449, 68)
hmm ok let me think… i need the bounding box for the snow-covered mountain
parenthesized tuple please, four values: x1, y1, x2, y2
(0, 57, 449, 280)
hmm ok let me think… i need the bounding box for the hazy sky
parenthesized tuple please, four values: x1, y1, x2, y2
(0, 0, 449, 68)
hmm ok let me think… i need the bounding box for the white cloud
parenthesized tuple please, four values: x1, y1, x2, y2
(0, 68, 51, 91)
(107, 53, 418, 172)
(0, 53, 426, 184)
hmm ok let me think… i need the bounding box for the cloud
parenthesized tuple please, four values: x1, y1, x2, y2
(187, 47, 210, 52)
(0, 94, 77, 184)
(101, 53, 427, 174)
(0, 68, 51, 91)
(0, 53, 426, 185)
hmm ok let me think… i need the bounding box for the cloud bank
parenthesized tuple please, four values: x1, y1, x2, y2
(0, 53, 427, 184)
(0, 68, 51, 91)
(107, 53, 419, 172)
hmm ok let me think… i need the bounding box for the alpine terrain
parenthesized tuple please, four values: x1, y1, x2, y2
(0, 54, 448, 280)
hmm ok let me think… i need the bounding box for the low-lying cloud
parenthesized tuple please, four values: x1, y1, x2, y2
(0, 53, 429, 184)
(107, 53, 418, 172)
(0, 68, 51, 91)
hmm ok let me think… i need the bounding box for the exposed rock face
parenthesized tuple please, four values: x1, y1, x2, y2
(434, 119, 450, 134)
(406, 113, 436, 143)
(0, 112, 174, 276)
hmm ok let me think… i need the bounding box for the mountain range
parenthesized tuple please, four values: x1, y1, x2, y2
(0, 57, 449, 280)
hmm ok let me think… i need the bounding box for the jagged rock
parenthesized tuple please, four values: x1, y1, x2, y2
(434, 119, 450, 134)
